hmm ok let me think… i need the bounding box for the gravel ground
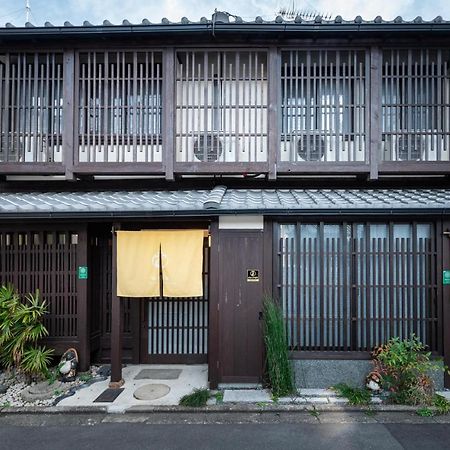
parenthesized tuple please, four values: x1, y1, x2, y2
(0, 366, 106, 407)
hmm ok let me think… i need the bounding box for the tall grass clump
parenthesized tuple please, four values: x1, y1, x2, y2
(262, 295, 294, 397)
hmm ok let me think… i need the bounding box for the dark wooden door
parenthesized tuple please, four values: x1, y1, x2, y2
(218, 231, 264, 383)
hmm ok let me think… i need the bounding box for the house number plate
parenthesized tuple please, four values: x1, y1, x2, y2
(247, 269, 260, 282)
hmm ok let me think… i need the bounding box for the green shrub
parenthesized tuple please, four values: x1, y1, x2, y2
(179, 388, 210, 407)
(0, 284, 53, 378)
(433, 394, 450, 415)
(333, 383, 372, 406)
(262, 295, 294, 397)
(373, 335, 447, 406)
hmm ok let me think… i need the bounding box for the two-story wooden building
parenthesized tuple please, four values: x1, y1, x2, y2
(0, 12, 449, 389)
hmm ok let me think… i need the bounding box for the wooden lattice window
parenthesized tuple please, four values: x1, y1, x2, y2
(176, 50, 268, 163)
(280, 50, 368, 163)
(0, 52, 64, 163)
(382, 48, 450, 161)
(77, 51, 163, 163)
(278, 222, 439, 353)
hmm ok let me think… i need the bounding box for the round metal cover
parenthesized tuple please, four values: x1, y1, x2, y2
(133, 383, 171, 400)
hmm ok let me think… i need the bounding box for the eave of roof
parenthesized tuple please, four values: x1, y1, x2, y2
(0, 187, 449, 220)
(1, 15, 450, 40)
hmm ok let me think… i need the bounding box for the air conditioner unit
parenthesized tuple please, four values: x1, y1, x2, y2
(193, 133, 224, 162)
(296, 133, 325, 162)
(280, 133, 365, 163)
(0, 133, 25, 162)
(383, 134, 424, 161)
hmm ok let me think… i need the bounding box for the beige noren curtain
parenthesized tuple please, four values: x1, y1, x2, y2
(116, 230, 204, 298)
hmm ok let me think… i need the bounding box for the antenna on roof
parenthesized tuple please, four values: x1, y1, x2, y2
(278, 1, 332, 21)
(25, 0, 31, 23)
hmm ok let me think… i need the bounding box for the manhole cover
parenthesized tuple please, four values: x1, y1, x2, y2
(133, 383, 171, 400)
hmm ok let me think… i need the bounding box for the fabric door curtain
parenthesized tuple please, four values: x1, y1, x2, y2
(116, 230, 204, 298)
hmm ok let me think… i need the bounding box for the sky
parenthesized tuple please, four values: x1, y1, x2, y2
(0, 0, 449, 26)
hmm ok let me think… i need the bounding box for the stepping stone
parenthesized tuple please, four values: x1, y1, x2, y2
(223, 389, 272, 403)
(133, 383, 170, 400)
(134, 369, 181, 380)
(93, 388, 124, 403)
(21, 381, 67, 402)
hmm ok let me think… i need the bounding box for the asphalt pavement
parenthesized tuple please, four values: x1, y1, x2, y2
(1, 412, 450, 449)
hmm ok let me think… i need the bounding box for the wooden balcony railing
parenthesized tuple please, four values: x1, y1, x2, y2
(0, 46, 449, 179)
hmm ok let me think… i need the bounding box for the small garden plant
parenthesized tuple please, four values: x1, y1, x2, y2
(262, 295, 295, 397)
(372, 335, 448, 406)
(179, 388, 210, 407)
(0, 284, 54, 380)
(332, 383, 372, 406)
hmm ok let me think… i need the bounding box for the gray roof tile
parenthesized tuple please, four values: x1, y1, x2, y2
(0, 188, 449, 217)
(2, 14, 449, 31)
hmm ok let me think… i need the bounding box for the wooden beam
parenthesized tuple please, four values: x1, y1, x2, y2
(109, 222, 124, 388)
(163, 48, 175, 181)
(369, 46, 382, 181)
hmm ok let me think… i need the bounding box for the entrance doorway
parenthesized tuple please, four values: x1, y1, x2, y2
(216, 231, 264, 384)
(90, 227, 210, 366)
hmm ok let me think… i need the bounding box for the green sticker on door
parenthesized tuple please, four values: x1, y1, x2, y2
(443, 270, 450, 285)
(78, 266, 88, 280)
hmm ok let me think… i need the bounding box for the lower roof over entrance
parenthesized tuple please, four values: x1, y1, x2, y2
(0, 187, 448, 218)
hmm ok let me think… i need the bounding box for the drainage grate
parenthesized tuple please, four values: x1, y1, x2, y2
(93, 388, 124, 403)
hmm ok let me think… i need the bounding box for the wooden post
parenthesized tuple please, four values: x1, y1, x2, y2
(369, 46, 382, 181)
(163, 48, 175, 181)
(62, 50, 76, 180)
(76, 226, 90, 371)
(208, 221, 220, 388)
(442, 220, 450, 388)
(267, 47, 280, 181)
(110, 223, 124, 388)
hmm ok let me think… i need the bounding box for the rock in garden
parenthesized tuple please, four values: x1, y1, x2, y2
(0, 384, 8, 394)
(97, 365, 111, 377)
(21, 381, 66, 402)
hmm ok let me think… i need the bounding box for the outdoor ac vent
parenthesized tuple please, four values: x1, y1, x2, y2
(0, 134, 24, 162)
(297, 133, 325, 161)
(397, 135, 423, 161)
(193, 134, 223, 162)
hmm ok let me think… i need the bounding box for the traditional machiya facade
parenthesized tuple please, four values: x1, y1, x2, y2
(0, 12, 450, 389)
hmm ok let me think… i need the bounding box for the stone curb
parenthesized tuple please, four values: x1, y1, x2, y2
(0, 403, 439, 414)
(0, 406, 108, 414)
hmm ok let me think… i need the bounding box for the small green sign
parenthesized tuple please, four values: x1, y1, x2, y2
(443, 270, 450, 285)
(78, 266, 88, 280)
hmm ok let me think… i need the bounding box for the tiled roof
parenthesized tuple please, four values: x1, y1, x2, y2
(2, 14, 449, 28)
(1, 13, 449, 35)
(0, 188, 448, 218)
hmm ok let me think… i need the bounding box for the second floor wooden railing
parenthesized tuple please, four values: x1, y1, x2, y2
(0, 46, 449, 179)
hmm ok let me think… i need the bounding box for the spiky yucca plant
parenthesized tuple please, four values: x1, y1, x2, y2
(0, 285, 53, 378)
